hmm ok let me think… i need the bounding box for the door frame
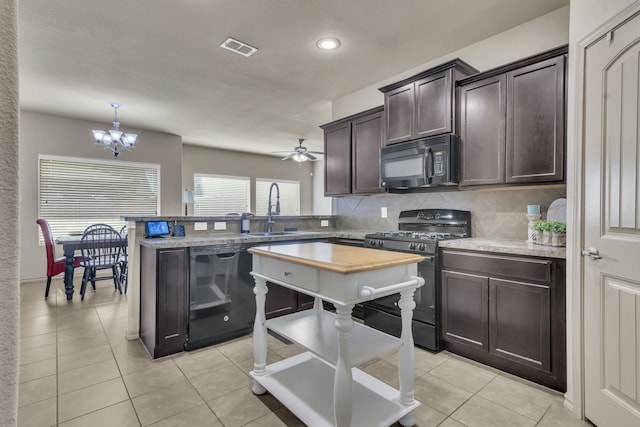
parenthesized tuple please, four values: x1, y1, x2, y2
(570, 0, 640, 421)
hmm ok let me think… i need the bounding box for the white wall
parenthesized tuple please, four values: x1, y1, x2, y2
(19, 111, 183, 281)
(312, 160, 332, 215)
(331, 6, 570, 119)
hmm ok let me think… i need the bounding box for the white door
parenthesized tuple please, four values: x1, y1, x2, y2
(583, 7, 640, 427)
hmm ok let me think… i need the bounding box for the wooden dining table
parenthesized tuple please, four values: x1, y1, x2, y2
(55, 235, 126, 300)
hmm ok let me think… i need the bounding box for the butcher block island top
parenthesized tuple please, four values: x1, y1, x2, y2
(248, 242, 424, 274)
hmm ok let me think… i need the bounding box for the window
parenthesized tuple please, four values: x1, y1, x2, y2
(39, 155, 160, 240)
(193, 174, 250, 215)
(255, 179, 300, 216)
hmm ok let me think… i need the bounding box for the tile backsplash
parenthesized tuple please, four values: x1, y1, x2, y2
(334, 186, 567, 240)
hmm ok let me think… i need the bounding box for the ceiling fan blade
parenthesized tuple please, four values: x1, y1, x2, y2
(307, 151, 324, 155)
(280, 153, 296, 160)
(302, 152, 318, 161)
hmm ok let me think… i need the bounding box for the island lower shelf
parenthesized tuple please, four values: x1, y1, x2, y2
(265, 309, 401, 366)
(250, 352, 419, 427)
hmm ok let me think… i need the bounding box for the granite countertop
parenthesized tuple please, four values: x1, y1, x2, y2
(137, 230, 374, 249)
(438, 238, 566, 259)
(138, 231, 567, 259)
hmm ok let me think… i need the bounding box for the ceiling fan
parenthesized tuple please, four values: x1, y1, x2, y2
(274, 138, 324, 162)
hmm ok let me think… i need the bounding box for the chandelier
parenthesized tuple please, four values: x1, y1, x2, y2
(91, 102, 138, 157)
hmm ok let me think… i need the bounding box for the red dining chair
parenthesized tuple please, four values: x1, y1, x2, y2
(36, 218, 83, 298)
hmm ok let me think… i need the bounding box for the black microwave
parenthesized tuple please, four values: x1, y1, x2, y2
(380, 134, 459, 189)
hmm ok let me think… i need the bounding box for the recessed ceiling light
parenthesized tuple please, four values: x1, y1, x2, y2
(317, 37, 341, 50)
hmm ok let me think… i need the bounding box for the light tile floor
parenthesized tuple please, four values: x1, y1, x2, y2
(18, 278, 594, 427)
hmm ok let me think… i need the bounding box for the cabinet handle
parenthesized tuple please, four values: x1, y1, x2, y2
(164, 333, 179, 339)
(284, 271, 292, 276)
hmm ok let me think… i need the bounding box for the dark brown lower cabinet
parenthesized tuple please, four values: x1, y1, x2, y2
(489, 278, 551, 372)
(440, 249, 565, 391)
(441, 270, 489, 351)
(140, 247, 188, 359)
(265, 282, 363, 320)
(265, 281, 299, 319)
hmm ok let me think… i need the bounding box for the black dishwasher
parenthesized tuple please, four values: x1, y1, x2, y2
(185, 244, 255, 351)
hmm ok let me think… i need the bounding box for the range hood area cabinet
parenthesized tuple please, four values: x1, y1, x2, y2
(457, 45, 567, 187)
(321, 106, 385, 196)
(379, 59, 479, 146)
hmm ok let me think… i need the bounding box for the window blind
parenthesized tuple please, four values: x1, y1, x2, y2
(256, 179, 300, 216)
(193, 174, 250, 215)
(38, 156, 160, 240)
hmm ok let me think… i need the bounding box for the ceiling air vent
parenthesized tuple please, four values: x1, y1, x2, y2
(220, 37, 258, 57)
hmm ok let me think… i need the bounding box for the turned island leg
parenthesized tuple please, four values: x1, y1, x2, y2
(251, 275, 268, 395)
(398, 287, 417, 427)
(333, 303, 355, 427)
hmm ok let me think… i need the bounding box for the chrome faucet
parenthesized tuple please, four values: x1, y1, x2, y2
(267, 182, 280, 233)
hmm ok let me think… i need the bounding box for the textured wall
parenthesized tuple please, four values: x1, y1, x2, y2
(0, 0, 20, 425)
(334, 186, 567, 239)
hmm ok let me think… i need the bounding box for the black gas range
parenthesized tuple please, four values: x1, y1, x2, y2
(363, 209, 471, 352)
(365, 209, 472, 253)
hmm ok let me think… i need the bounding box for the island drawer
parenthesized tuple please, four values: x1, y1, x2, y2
(256, 257, 320, 292)
(441, 250, 552, 284)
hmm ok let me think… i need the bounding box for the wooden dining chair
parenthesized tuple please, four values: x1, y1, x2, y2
(78, 225, 124, 301)
(118, 225, 128, 294)
(36, 218, 83, 298)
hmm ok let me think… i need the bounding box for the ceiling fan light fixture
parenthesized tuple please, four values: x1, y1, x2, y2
(317, 37, 341, 50)
(274, 138, 324, 162)
(293, 153, 307, 162)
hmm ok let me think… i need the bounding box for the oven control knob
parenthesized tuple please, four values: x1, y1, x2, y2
(409, 243, 416, 250)
(378, 240, 384, 247)
(418, 244, 426, 251)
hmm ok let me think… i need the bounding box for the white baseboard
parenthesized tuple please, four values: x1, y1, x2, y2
(126, 329, 139, 340)
(563, 395, 576, 414)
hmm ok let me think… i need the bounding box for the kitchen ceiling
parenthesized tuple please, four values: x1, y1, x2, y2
(18, 0, 569, 158)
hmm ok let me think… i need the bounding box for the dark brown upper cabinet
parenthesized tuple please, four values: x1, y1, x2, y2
(321, 106, 385, 196)
(458, 46, 567, 187)
(379, 59, 478, 146)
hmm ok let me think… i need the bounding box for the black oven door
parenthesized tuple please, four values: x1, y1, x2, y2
(364, 255, 436, 325)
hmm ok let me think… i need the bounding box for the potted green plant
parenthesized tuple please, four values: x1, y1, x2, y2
(550, 221, 566, 247)
(532, 220, 547, 245)
(538, 220, 554, 245)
